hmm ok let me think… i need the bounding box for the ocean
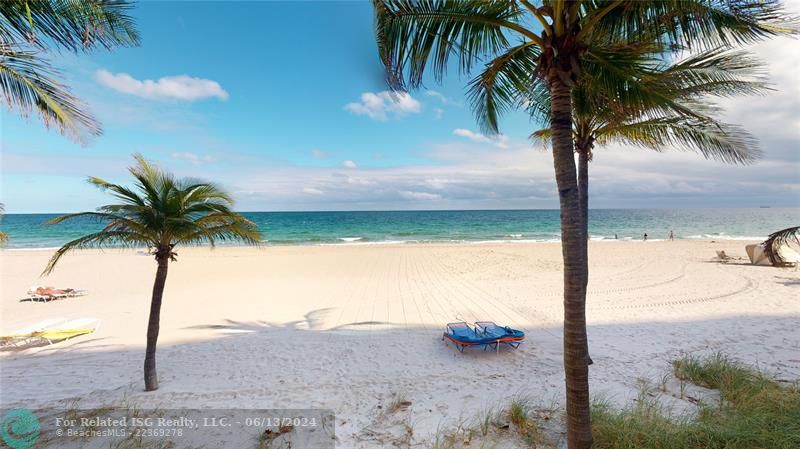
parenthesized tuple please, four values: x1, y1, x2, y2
(0, 208, 797, 249)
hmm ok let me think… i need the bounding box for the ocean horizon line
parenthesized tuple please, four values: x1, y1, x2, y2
(3, 206, 798, 215)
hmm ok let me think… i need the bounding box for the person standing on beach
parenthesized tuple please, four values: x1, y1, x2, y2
(669, 230, 674, 241)
(643, 233, 648, 241)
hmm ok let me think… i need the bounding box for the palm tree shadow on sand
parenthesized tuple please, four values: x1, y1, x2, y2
(182, 308, 392, 333)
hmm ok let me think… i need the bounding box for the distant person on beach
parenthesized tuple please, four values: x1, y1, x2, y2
(614, 233, 618, 239)
(643, 233, 648, 241)
(669, 230, 674, 241)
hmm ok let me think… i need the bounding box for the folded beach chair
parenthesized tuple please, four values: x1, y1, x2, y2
(442, 322, 497, 352)
(475, 321, 525, 349)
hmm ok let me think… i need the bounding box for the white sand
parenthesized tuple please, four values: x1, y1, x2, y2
(1, 241, 798, 447)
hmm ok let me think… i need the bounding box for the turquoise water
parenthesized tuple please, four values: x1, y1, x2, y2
(0, 209, 797, 249)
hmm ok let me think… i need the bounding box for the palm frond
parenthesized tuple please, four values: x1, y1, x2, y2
(763, 225, 800, 266)
(597, 115, 760, 164)
(43, 229, 151, 275)
(654, 48, 770, 99)
(589, 0, 799, 50)
(466, 41, 542, 134)
(374, 0, 531, 90)
(45, 155, 263, 274)
(0, 0, 140, 53)
(0, 44, 101, 143)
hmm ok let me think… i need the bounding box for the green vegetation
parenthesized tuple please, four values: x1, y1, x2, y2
(0, 1, 139, 143)
(44, 154, 262, 391)
(372, 3, 798, 446)
(592, 353, 800, 449)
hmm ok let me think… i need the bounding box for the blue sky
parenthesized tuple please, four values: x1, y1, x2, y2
(2, 2, 798, 213)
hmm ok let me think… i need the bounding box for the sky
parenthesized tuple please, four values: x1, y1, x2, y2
(1, 1, 799, 213)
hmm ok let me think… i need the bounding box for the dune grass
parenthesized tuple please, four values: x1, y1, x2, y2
(592, 353, 800, 449)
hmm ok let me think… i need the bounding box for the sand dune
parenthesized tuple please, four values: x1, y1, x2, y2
(1, 241, 798, 447)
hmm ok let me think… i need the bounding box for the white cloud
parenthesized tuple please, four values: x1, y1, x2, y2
(95, 69, 229, 101)
(171, 151, 216, 164)
(433, 107, 444, 119)
(344, 91, 421, 120)
(426, 90, 462, 106)
(453, 128, 510, 148)
(311, 149, 328, 159)
(342, 160, 358, 168)
(303, 187, 324, 195)
(400, 191, 442, 200)
(347, 176, 374, 186)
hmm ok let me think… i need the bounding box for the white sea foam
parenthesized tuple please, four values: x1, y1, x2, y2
(338, 237, 363, 242)
(685, 234, 764, 241)
(2, 247, 61, 252)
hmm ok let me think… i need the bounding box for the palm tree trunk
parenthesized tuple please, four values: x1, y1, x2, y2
(578, 150, 588, 245)
(549, 77, 592, 449)
(577, 149, 593, 368)
(144, 255, 169, 391)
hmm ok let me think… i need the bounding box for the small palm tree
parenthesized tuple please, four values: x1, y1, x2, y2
(373, 1, 796, 447)
(44, 155, 262, 391)
(529, 47, 768, 244)
(0, 203, 7, 245)
(0, 0, 139, 143)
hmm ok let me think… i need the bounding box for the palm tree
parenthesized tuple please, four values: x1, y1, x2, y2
(0, 0, 139, 143)
(763, 225, 800, 266)
(373, 1, 796, 447)
(530, 47, 768, 246)
(43, 154, 262, 391)
(0, 203, 7, 245)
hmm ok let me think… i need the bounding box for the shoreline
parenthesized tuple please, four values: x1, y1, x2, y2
(0, 235, 769, 252)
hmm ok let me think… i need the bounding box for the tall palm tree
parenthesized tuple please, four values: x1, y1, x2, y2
(43, 154, 262, 391)
(0, 0, 139, 144)
(373, 1, 796, 447)
(0, 203, 7, 245)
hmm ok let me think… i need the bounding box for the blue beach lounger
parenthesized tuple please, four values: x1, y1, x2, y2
(475, 321, 525, 349)
(442, 322, 496, 352)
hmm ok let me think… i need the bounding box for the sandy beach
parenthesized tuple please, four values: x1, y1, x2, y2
(2, 240, 798, 447)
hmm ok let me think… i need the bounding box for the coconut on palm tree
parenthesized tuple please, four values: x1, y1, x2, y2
(0, 0, 139, 143)
(44, 154, 262, 391)
(372, 1, 797, 447)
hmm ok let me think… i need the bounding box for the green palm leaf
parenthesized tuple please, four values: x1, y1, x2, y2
(375, 0, 531, 90)
(0, 0, 139, 143)
(597, 116, 760, 164)
(44, 154, 262, 274)
(0, 0, 139, 52)
(466, 41, 543, 134)
(587, 0, 799, 50)
(0, 44, 101, 142)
